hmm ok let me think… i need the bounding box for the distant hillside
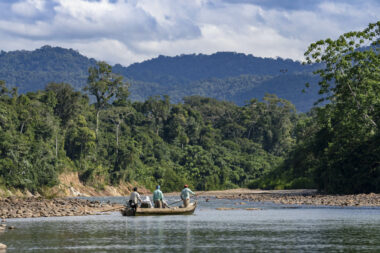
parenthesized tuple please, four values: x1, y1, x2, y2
(113, 52, 315, 83)
(116, 52, 320, 111)
(0, 45, 97, 92)
(189, 74, 320, 110)
(0, 46, 321, 112)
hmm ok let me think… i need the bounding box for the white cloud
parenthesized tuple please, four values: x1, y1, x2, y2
(11, 0, 46, 18)
(0, 0, 378, 65)
(65, 39, 142, 65)
(0, 20, 51, 37)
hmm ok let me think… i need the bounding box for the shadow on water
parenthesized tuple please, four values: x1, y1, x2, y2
(1, 197, 380, 252)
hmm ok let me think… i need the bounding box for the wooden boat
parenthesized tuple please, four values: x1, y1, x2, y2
(121, 202, 197, 216)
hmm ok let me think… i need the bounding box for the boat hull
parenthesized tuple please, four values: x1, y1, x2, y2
(122, 202, 197, 216)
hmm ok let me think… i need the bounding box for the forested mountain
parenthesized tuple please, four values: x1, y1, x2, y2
(0, 46, 97, 92)
(0, 46, 320, 112)
(113, 52, 315, 82)
(0, 22, 378, 195)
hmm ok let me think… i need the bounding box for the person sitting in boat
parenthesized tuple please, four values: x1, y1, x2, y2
(153, 185, 164, 208)
(141, 196, 153, 208)
(128, 187, 142, 211)
(181, 184, 195, 207)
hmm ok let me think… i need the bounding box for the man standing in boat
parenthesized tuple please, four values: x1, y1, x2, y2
(181, 185, 195, 207)
(153, 185, 164, 208)
(129, 187, 142, 211)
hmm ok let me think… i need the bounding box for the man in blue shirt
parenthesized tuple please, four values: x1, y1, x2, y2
(153, 185, 164, 208)
(181, 184, 195, 207)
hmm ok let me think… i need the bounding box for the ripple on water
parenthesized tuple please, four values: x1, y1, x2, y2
(1, 197, 380, 252)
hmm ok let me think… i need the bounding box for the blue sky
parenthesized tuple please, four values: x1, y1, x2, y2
(0, 0, 379, 66)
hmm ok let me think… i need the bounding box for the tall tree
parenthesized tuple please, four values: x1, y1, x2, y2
(303, 22, 380, 193)
(85, 61, 129, 138)
(305, 22, 379, 129)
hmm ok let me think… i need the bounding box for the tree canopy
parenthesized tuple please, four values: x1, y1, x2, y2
(1, 23, 378, 194)
(0, 74, 299, 193)
(254, 22, 380, 193)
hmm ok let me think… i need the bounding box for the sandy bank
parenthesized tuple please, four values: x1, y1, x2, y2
(0, 172, 150, 198)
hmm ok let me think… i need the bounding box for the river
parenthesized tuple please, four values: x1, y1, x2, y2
(1, 196, 380, 252)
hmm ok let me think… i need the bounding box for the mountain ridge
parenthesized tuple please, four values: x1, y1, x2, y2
(0, 45, 321, 112)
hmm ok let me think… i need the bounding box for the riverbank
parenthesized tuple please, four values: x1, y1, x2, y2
(1, 189, 379, 219)
(192, 189, 380, 207)
(0, 197, 124, 219)
(0, 172, 150, 198)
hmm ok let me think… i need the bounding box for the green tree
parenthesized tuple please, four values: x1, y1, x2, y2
(64, 115, 96, 162)
(302, 22, 380, 193)
(85, 61, 129, 138)
(241, 94, 296, 155)
(45, 82, 83, 127)
(305, 22, 379, 129)
(143, 95, 171, 136)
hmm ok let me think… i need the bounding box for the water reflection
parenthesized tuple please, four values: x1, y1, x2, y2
(0, 198, 379, 252)
(185, 216, 191, 253)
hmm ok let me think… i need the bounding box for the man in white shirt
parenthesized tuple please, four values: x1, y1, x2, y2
(129, 187, 142, 210)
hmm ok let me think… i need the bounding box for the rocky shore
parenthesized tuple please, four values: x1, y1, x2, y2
(210, 190, 380, 207)
(1, 189, 379, 220)
(0, 197, 124, 219)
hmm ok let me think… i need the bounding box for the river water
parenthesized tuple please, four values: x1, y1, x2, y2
(1, 196, 380, 252)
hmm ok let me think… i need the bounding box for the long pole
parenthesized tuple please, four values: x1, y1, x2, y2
(168, 191, 208, 205)
(195, 191, 207, 197)
(168, 200, 183, 205)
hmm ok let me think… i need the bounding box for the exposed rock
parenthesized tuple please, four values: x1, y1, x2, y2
(218, 192, 380, 207)
(0, 197, 124, 219)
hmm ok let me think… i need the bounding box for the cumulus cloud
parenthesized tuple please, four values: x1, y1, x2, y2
(11, 0, 46, 18)
(0, 0, 378, 65)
